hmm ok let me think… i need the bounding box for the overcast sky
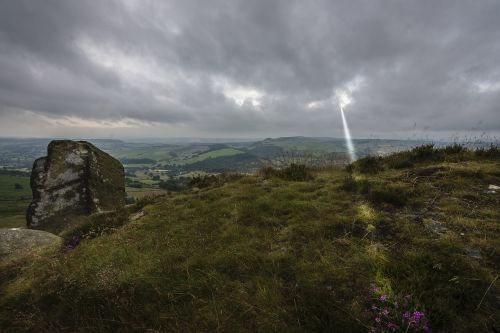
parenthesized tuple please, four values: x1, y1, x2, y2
(0, 0, 499, 140)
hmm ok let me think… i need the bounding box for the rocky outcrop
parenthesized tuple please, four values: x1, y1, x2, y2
(0, 228, 62, 263)
(27, 140, 125, 230)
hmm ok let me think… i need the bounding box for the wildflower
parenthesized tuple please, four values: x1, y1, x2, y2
(387, 322, 399, 331)
(364, 284, 431, 333)
(410, 311, 424, 324)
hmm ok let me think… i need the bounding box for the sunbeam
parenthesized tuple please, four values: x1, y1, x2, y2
(340, 105, 356, 162)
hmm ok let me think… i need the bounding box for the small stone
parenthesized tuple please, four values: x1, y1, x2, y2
(488, 184, 500, 190)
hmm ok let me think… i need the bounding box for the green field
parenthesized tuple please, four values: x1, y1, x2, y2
(0, 174, 31, 228)
(111, 146, 174, 161)
(170, 148, 244, 165)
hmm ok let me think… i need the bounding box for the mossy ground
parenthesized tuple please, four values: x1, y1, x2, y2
(0, 148, 499, 332)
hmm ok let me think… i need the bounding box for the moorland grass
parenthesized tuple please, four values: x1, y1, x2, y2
(0, 147, 499, 332)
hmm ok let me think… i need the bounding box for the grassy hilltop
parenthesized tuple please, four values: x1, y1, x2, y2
(0, 145, 499, 332)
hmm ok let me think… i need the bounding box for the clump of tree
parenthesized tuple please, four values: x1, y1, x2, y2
(159, 177, 190, 191)
(120, 158, 156, 164)
(125, 178, 143, 188)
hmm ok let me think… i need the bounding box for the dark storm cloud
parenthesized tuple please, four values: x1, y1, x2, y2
(0, 0, 499, 137)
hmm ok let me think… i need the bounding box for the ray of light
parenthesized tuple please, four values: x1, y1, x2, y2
(340, 105, 357, 162)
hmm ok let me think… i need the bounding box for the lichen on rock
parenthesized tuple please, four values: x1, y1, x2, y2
(27, 140, 125, 231)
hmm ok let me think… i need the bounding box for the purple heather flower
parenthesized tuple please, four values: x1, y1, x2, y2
(410, 311, 424, 324)
(375, 316, 382, 323)
(371, 304, 377, 310)
(379, 295, 388, 301)
(382, 308, 389, 316)
(402, 311, 410, 321)
(387, 322, 399, 331)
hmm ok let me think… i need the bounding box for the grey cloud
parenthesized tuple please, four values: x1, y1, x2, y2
(0, 0, 499, 138)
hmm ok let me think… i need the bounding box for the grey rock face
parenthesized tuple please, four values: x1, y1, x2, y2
(27, 140, 125, 230)
(0, 228, 62, 262)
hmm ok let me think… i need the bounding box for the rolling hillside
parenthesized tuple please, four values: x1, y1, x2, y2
(1, 146, 499, 332)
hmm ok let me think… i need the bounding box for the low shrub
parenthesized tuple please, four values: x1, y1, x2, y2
(259, 166, 276, 179)
(260, 164, 314, 181)
(280, 164, 314, 181)
(189, 172, 243, 189)
(383, 144, 486, 170)
(189, 174, 219, 188)
(475, 144, 500, 159)
(443, 143, 466, 155)
(412, 144, 438, 161)
(355, 156, 384, 174)
(386, 152, 415, 169)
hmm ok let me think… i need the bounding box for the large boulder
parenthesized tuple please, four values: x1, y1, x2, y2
(27, 140, 125, 231)
(0, 228, 62, 263)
